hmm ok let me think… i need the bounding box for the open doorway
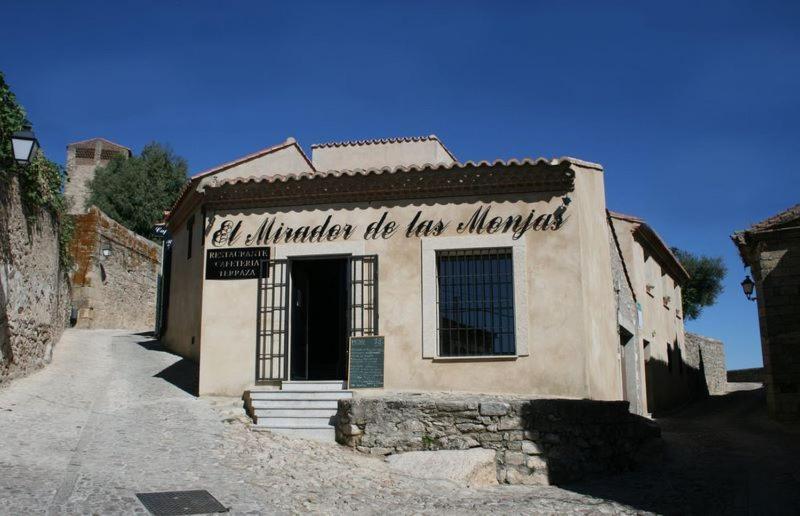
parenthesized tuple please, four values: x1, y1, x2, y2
(289, 257, 349, 381)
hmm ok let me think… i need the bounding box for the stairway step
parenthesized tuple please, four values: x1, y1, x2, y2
(281, 381, 346, 391)
(248, 391, 352, 401)
(255, 416, 335, 427)
(255, 426, 335, 441)
(249, 399, 339, 410)
(252, 408, 336, 418)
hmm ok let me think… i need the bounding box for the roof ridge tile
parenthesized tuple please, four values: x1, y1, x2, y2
(311, 135, 439, 148)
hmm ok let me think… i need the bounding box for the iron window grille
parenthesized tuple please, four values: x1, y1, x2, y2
(349, 255, 379, 337)
(435, 248, 516, 357)
(256, 259, 290, 382)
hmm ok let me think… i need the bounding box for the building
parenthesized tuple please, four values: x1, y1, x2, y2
(161, 135, 692, 426)
(609, 212, 728, 413)
(733, 204, 800, 421)
(69, 207, 161, 330)
(65, 138, 131, 214)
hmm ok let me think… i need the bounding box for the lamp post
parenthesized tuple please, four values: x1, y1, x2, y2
(741, 275, 756, 301)
(10, 122, 39, 165)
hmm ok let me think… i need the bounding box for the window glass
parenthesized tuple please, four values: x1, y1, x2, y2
(436, 248, 515, 357)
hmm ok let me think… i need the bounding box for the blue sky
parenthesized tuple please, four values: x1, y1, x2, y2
(4, 1, 798, 369)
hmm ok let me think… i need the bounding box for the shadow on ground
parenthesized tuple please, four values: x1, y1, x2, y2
(562, 387, 800, 515)
(135, 338, 199, 397)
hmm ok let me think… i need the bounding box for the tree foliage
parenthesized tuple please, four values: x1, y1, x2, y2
(87, 142, 187, 238)
(671, 247, 727, 321)
(1, 71, 73, 268)
(0, 71, 26, 169)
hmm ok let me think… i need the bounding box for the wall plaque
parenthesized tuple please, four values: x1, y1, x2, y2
(205, 247, 270, 280)
(348, 336, 384, 389)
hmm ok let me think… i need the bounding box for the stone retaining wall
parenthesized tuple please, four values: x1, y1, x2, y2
(69, 207, 160, 330)
(728, 367, 764, 383)
(684, 332, 727, 395)
(0, 174, 70, 386)
(336, 393, 660, 485)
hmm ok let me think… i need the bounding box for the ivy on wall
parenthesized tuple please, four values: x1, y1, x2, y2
(1, 71, 73, 268)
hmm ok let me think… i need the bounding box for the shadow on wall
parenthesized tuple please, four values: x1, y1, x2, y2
(645, 345, 710, 416)
(728, 367, 764, 383)
(0, 182, 14, 376)
(519, 399, 661, 485)
(135, 338, 199, 397)
(0, 264, 11, 375)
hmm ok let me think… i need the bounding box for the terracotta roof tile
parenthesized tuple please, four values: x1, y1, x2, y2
(67, 137, 131, 154)
(311, 135, 439, 148)
(198, 157, 585, 191)
(747, 203, 800, 232)
(311, 134, 458, 163)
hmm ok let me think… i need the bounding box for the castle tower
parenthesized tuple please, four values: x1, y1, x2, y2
(65, 138, 131, 214)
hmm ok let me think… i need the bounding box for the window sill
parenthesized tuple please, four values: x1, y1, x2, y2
(431, 355, 522, 362)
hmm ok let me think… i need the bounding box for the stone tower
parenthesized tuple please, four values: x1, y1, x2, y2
(65, 138, 131, 214)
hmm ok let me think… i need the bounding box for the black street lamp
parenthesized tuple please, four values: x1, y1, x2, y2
(11, 122, 39, 164)
(741, 275, 756, 301)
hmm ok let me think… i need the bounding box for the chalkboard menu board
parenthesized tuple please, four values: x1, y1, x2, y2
(348, 336, 384, 389)
(205, 247, 270, 280)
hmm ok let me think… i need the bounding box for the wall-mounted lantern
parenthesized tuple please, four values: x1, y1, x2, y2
(101, 242, 112, 258)
(11, 122, 39, 165)
(741, 275, 756, 301)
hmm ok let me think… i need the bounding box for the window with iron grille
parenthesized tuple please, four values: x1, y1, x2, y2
(436, 248, 516, 357)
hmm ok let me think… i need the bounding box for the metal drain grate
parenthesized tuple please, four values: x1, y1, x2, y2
(136, 490, 228, 515)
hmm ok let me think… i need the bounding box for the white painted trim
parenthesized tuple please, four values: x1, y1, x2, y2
(421, 234, 529, 359)
(273, 240, 365, 259)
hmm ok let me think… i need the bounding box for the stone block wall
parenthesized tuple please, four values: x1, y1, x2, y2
(753, 230, 800, 420)
(336, 393, 660, 485)
(684, 332, 727, 395)
(69, 207, 160, 330)
(0, 174, 70, 385)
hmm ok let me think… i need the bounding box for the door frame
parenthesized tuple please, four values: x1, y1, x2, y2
(287, 254, 351, 381)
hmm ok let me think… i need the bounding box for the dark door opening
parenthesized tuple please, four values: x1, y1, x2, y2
(290, 258, 348, 381)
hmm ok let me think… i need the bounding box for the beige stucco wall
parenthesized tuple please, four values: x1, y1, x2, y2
(311, 139, 455, 172)
(162, 208, 204, 361)
(189, 164, 621, 399)
(611, 218, 687, 413)
(573, 167, 621, 401)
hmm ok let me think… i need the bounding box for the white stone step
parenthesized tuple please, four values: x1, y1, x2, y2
(252, 408, 335, 418)
(259, 426, 336, 441)
(281, 381, 345, 391)
(255, 416, 334, 427)
(250, 399, 339, 410)
(247, 390, 352, 401)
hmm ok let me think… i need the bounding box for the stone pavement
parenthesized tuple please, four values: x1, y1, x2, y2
(2, 330, 798, 515)
(0, 330, 640, 514)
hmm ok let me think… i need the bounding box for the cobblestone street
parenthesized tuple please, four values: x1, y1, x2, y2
(0, 330, 639, 514)
(1, 330, 798, 515)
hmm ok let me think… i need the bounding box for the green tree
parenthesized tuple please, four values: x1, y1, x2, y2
(1, 71, 73, 267)
(671, 247, 727, 321)
(0, 71, 26, 169)
(87, 142, 187, 237)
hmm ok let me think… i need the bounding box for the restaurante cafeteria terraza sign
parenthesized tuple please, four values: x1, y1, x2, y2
(205, 247, 270, 280)
(210, 199, 570, 248)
